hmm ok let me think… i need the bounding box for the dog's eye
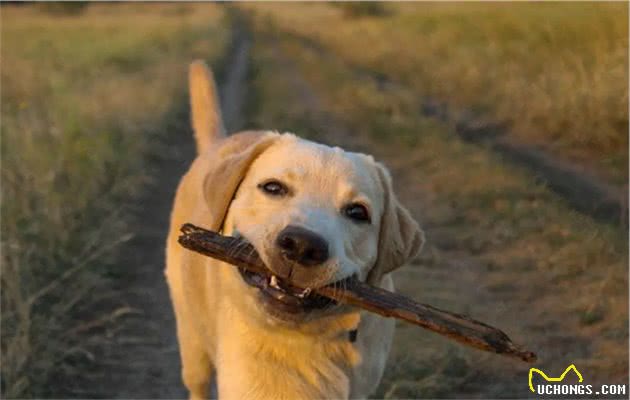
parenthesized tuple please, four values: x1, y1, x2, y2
(258, 180, 288, 197)
(343, 203, 371, 223)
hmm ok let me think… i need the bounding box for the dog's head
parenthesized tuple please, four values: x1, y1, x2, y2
(188, 60, 423, 324)
(200, 131, 424, 324)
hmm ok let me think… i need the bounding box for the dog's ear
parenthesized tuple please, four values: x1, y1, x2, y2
(189, 60, 226, 154)
(202, 131, 280, 231)
(367, 162, 424, 284)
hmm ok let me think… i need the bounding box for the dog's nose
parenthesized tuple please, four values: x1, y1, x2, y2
(276, 226, 329, 267)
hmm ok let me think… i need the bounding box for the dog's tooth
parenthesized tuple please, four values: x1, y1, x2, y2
(270, 275, 280, 289)
(296, 287, 311, 298)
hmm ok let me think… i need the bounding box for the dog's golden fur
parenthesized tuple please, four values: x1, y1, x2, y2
(165, 61, 424, 399)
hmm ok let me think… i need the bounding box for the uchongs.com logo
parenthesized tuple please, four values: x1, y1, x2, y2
(528, 364, 627, 397)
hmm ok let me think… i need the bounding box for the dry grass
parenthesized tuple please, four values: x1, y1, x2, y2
(0, 4, 228, 397)
(244, 2, 628, 183)
(246, 15, 628, 398)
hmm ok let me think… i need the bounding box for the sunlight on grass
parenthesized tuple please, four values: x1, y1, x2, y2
(244, 2, 628, 183)
(1, 4, 228, 397)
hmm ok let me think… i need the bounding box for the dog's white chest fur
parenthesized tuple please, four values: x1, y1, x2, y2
(214, 297, 360, 400)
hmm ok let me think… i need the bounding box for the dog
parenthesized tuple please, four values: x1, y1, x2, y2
(165, 60, 424, 400)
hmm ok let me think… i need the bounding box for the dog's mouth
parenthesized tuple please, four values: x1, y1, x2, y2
(238, 267, 338, 315)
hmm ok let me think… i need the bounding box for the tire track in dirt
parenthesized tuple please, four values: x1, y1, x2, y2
(85, 105, 192, 399)
(81, 17, 252, 399)
(219, 14, 252, 133)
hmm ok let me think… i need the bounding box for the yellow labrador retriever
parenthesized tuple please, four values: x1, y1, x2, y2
(166, 61, 424, 400)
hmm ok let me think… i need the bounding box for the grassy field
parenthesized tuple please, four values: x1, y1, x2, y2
(245, 2, 628, 184)
(244, 6, 628, 398)
(0, 4, 228, 397)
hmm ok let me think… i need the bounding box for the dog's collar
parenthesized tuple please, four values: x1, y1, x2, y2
(348, 329, 358, 343)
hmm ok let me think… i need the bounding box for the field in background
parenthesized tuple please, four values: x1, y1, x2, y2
(245, 2, 628, 184)
(244, 4, 628, 398)
(0, 4, 228, 397)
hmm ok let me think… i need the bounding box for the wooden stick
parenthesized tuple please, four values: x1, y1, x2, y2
(178, 223, 537, 363)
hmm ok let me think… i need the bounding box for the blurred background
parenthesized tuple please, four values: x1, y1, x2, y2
(1, 2, 628, 399)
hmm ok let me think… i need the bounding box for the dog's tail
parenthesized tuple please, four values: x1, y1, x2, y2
(189, 60, 226, 154)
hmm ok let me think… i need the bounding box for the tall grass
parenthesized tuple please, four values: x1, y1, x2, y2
(0, 4, 228, 397)
(244, 2, 628, 183)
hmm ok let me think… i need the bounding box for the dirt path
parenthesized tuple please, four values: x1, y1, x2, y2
(219, 28, 251, 133)
(80, 22, 251, 399)
(84, 104, 191, 399)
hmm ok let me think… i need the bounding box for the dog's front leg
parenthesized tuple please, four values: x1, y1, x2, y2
(178, 330, 213, 400)
(170, 295, 213, 400)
